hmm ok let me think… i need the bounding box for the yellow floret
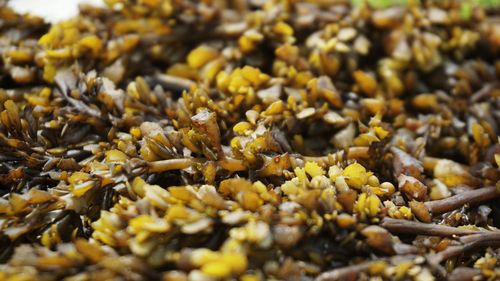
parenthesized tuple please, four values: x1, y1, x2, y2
(342, 163, 368, 189)
(253, 181, 267, 193)
(239, 36, 257, 53)
(294, 167, 308, 183)
(305, 162, 323, 178)
(220, 252, 248, 274)
(130, 126, 141, 138)
(201, 261, 232, 278)
(106, 149, 128, 163)
(281, 180, 298, 196)
(367, 195, 381, 217)
(191, 248, 220, 267)
(262, 100, 285, 116)
(374, 126, 389, 139)
(187, 45, 219, 69)
(78, 35, 103, 56)
(273, 22, 294, 36)
(233, 122, 252, 135)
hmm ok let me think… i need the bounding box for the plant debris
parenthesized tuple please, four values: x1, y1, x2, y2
(2, 1, 500, 281)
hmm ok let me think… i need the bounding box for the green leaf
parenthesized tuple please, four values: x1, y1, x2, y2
(461, 2, 472, 19)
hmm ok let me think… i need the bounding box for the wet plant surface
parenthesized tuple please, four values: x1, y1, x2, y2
(1, 1, 500, 280)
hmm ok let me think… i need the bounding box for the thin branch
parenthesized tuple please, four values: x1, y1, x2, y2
(302, 147, 370, 165)
(315, 255, 417, 281)
(148, 157, 247, 173)
(427, 239, 500, 266)
(216, 158, 247, 172)
(422, 156, 469, 171)
(155, 73, 195, 92)
(422, 156, 439, 171)
(380, 218, 481, 236)
(148, 158, 203, 173)
(470, 82, 499, 103)
(315, 262, 372, 281)
(424, 186, 498, 214)
(459, 231, 500, 244)
(214, 21, 247, 37)
(317, 231, 500, 280)
(148, 147, 370, 173)
(448, 268, 481, 281)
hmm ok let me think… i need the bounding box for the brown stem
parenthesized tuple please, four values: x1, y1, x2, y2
(155, 73, 195, 92)
(427, 232, 500, 265)
(346, 146, 371, 160)
(427, 239, 500, 266)
(318, 228, 500, 280)
(216, 158, 247, 172)
(302, 147, 370, 165)
(380, 218, 481, 236)
(149, 157, 246, 173)
(422, 156, 469, 171)
(149, 147, 370, 173)
(148, 158, 202, 173)
(424, 186, 498, 214)
(214, 21, 247, 37)
(422, 156, 439, 171)
(315, 262, 372, 281)
(448, 268, 481, 281)
(315, 255, 416, 281)
(459, 231, 500, 244)
(470, 82, 499, 103)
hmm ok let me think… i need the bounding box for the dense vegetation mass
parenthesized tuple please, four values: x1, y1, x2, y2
(1, 0, 500, 280)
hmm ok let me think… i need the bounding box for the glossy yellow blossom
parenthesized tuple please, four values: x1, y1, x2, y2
(342, 163, 368, 189)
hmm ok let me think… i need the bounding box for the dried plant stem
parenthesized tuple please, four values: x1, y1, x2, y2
(149, 147, 370, 173)
(470, 82, 499, 103)
(316, 255, 417, 281)
(428, 237, 500, 266)
(149, 157, 247, 173)
(422, 156, 469, 171)
(381, 218, 481, 236)
(302, 147, 370, 165)
(149, 158, 202, 173)
(317, 231, 500, 281)
(424, 185, 498, 214)
(215, 158, 247, 172)
(315, 261, 373, 281)
(422, 156, 439, 171)
(459, 232, 500, 244)
(155, 73, 195, 92)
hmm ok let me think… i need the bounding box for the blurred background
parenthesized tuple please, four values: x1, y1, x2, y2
(8, 0, 104, 23)
(6, 0, 500, 24)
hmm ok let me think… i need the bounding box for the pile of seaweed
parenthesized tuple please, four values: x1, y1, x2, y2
(1, 1, 500, 280)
